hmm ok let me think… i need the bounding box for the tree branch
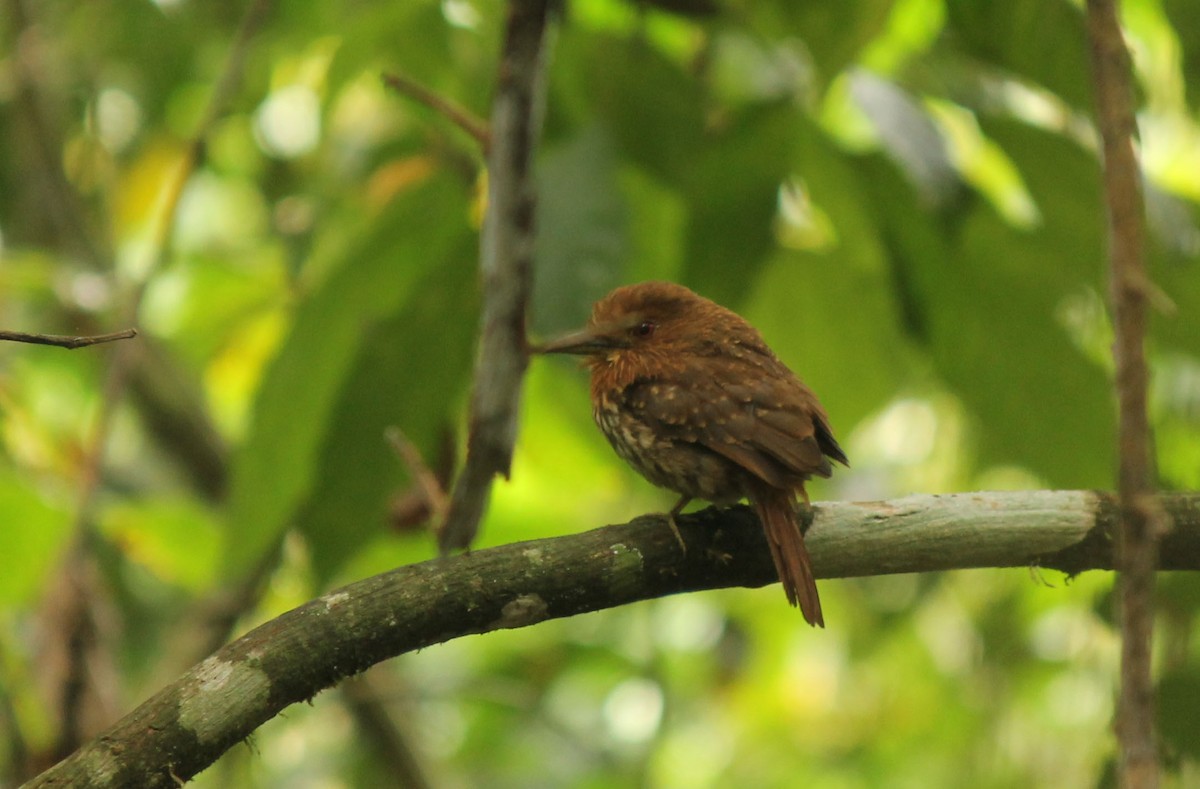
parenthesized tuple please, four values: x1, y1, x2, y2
(0, 329, 138, 350)
(437, 0, 554, 553)
(381, 72, 491, 150)
(24, 490, 1200, 788)
(1085, 2, 1164, 786)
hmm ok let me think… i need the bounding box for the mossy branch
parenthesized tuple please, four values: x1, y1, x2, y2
(25, 490, 1200, 788)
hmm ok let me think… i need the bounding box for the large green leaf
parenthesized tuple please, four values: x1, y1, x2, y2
(269, 0, 483, 105)
(296, 247, 478, 582)
(1159, 663, 1200, 760)
(791, 115, 895, 278)
(0, 472, 71, 606)
(680, 101, 800, 307)
(223, 176, 470, 577)
(619, 164, 688, 285)
(744, 249, 912, 444)
(979, 120, 1103, 248)
(747, 0, 897, 87)
(1162, 0, 1200, 111)
(532, 123, 628, 335)
(943, 0, 1093, 112)
(868, 120, 1114, 486)
(741, 124, 911, 432)
(952, 211, 1112, 486)
(558, 31, 706, 190)
(68, 0, 219, 123)
(1145, 184, 1200, 356)
(101, 497, 221, 592)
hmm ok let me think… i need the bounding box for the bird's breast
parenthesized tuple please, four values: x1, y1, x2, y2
(592, 385, 744, 504)
(593, 390, 661, 462)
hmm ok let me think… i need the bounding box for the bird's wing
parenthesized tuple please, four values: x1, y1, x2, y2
(625, 350, 843, 488)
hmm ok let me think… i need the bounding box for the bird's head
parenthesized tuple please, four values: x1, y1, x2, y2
(534, 281, 726, 372)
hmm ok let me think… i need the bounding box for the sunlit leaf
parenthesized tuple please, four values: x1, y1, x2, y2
(102, 498, 221, 591)
(0, 473, 71, 606)
(224, 176, 471, 578)
(295, 245, 479, 582)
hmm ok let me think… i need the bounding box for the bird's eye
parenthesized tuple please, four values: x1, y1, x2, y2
(633, 321, 656, 338)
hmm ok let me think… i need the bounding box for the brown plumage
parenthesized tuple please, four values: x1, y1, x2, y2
(536, 281, 847, 626)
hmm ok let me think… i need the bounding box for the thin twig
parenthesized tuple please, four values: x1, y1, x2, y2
(382, 72, 491, 150)
(437, 0, 555, 553)
(1085, 1, 1163, 787)
(386, 427, 449, 528)
(0, 328, 138, 350)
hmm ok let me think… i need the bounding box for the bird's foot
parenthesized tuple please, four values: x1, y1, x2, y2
(664, 513, 687, 553)
(705, 547, 733, 565)
(664, 495, 692, 554)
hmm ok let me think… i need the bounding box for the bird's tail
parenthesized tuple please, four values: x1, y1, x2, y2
(751, 485, 824, 627)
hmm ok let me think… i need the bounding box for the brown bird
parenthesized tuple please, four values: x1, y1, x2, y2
(536, 281, 847, 627)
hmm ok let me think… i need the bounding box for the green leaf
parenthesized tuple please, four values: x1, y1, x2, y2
(871, 120, 1114, 486)
(680, 102, 801, 307)
(223, 176, 470, 578)
(792, 116, 896, 279)
(749, 0, 898, 86)
(101, 498, 221, 592)
(620, 165, 688, 285)
(979, 119, 1103, 247)
(1146, 184, 1200, 356)
(953, 211, 1112, 486)
(742, 140, 911, 434)
(296, 246, 479, 582)
(0, 473, 71, 606)
(744, 250, 911, 441)
(943, 0, 1093, 112)
(532, 123, 628, 335)
(1162, 0, 1200, 111)
(559, 32, 706, 189)
(1159, 665, 1200, 759)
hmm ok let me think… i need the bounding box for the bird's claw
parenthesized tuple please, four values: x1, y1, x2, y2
(665, 513, 687, 554)
(705, 548, 733, 565)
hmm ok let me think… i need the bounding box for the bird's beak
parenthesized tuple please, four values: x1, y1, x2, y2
(532, 326, 628, 356)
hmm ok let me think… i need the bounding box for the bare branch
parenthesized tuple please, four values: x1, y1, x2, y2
(23, 491, 1200, 788)
(1085, 1, 1165, 786)
(382, 72, 491, 150)
(386, 427, 450, 528)
(0, 329, 138, 350)
(437, 0, 555, 553)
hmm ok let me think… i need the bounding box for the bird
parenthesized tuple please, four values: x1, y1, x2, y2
(534, 281, 847, 627)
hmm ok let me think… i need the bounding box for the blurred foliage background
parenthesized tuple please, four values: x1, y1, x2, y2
(1, 0, 1199, 786)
